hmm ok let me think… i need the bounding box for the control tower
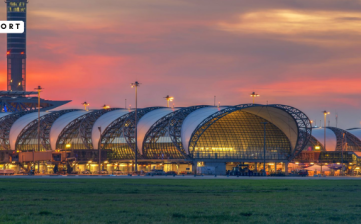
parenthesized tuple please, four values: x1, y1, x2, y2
(6, 0, 27, 91)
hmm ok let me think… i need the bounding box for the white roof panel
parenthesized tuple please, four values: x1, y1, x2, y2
(10, 112, 48, 150)
(50, 111, 90, 150)
(0, 113, 11, 119)
(348, 129, 361, 141)
(181, 107, 226, 154)
(243, 106, 299, 150)
(312, 128, 337, 151)
(137, 108, 178, 154)
(92, 109, 131, 149)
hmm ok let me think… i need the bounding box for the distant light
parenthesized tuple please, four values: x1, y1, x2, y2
(337, 162, 340, 165)
(295, 162, 299, 165)
(315, 146, 321, 150)
(6, 51, 10, 55)
(65, 144, 71, 148)
(20, 52, 24, 54)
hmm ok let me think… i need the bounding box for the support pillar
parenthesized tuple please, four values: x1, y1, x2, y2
(254, 162, 257, 172)
(192, 162, 197, 175)
(274, 162, 277, 172)
(285, 162, 288, 175)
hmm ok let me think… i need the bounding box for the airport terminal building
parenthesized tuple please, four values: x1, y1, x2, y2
(0, 104, 317, 175)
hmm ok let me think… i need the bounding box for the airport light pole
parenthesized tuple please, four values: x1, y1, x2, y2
(164, 95, 174, 107)
(98, 127, 101, 174)
(323, 111, 330, 150)
(250, 92, 259, 104)
(35, 86, 43, 174)
(262, 122, 268, 175)
(82, 101, 89, 111)
(131, 81, 140, 172)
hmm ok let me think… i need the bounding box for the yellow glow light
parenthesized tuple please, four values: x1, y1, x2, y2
(65, 144, 71, 148)
(212, 147, 233, 151)
(295, 162, 299, 165)
(337, 163, 340, 165)
(356, 167, 360, 170)
(315, 146, 321, 150)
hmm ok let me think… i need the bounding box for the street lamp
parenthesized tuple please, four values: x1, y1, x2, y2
(98, 127, 102, 174)
(323, 111, 330, 150)
(82, 101, 89, 111)
(262, 122, 268, 176)
(164, 95, 174, 107)
(34, 86, 43, 174)
(250, 92, 260, 104)
(131, 81, 140, 172)
(102, 104, 110, 109)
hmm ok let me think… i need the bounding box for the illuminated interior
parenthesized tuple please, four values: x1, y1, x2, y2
(190, 110, 291, 160)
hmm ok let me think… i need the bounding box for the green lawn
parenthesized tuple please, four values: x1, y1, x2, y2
(0, 178, 360, 223)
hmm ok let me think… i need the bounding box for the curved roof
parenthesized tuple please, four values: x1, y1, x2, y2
(0, 112, 11, 119)
(137, 108, 179, 153)
(50, 110, 90, 150)
(181, 107, 226, 154)
(243, 106, 299, 150)
(9, 112, 48, 150)
(311, 128, 337, 151)
(348, 129, 361, 141)
(92, 109, 130, 149)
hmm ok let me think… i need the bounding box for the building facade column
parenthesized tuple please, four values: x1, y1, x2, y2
(285, 162, 289, 175)
(192, 161, 197, 175)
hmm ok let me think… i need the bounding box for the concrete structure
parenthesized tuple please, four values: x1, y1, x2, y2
(6, 0, 27, 91)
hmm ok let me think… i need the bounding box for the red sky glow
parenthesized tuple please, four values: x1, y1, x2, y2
(1, 0, 361, 128)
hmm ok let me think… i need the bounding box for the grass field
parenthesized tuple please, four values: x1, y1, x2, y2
(0, 178, 360, 223)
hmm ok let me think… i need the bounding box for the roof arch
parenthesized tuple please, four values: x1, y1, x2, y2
(9, 112, 49, 150)
(50, 110, 91, 150)
(56, 108, 122, 150)
(137, 108, 179, 154)
(15, 110, 79, 151)
(347, 128, 361, 142)
(0, 111, 30, 150)
(312, 127, 361, 151)
(188, 104, 312, 160)
(92, 109, 131, 149)
(181, 106, 226, 154)
(100, 107, 162, 160)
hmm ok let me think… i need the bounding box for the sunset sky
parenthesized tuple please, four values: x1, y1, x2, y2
(1, 0, 361, 128)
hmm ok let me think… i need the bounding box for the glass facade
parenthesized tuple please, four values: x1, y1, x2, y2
(190, 110, 291, 160)
(100, 115, 135, 160)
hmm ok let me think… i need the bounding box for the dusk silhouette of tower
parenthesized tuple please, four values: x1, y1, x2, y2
(6, 0, 27, 91)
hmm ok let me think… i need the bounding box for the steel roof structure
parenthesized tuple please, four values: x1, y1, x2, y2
(0, 104, 313, 162)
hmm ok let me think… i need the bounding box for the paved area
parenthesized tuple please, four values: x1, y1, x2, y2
(1, 175, 361, 180)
